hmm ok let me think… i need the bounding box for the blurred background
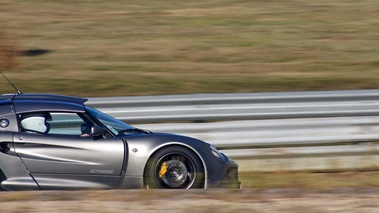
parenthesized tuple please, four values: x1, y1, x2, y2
(2, 0, 379, 192)
(1, 0, 379, 97)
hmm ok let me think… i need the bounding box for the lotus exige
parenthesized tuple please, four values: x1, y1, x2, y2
(0, 93, 240, 190)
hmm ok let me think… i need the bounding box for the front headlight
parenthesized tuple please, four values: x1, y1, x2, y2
(209, 144, 223, 159)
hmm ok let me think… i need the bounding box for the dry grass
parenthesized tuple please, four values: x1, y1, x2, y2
(1, 172, 379, 212)
(1, 187, 379, 213)
(240, 171, 379, 189)
(0, 0, 379, 96)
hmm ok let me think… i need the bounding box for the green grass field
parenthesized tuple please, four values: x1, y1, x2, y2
(1, 0, 379, 97)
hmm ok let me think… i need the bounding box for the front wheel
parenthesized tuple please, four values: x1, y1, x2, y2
(145, 146, 204, 189)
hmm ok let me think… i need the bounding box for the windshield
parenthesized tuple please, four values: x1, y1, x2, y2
(85, 106, 136, 136)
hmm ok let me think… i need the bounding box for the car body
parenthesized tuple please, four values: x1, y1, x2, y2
(0, 93, 240, 190)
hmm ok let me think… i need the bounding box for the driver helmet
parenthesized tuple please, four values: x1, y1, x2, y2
(20, 112, 51, 134)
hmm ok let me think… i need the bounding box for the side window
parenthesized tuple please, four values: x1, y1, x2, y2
(48, 112, 88, 136)
(19, 112, 92, 137)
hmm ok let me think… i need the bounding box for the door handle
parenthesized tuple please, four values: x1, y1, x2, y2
(14, 142, 26, 146)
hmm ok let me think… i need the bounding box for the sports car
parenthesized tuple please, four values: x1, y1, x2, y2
(0, 93, 240, 190)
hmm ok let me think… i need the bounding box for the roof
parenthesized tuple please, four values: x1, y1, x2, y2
(0, 93, 88, 104)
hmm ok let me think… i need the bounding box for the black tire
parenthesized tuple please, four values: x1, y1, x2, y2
(145, 146, 204, 189)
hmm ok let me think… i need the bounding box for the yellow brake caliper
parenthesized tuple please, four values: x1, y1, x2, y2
(159, 161, 168, 178)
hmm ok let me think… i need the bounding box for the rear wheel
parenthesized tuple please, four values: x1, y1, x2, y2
(145, 146, 204, 189)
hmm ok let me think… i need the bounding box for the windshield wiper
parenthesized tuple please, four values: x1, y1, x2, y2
(119, 128, 153, 135)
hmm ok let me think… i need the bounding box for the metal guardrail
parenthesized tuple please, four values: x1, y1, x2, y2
(87, 90, 379, 171)
(136, 116, 379, 148)
(87, 90, 379, 122)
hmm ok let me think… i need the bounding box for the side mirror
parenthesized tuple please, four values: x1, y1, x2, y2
(91, 125, 105, 137)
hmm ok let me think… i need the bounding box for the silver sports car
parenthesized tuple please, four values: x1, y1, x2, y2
(0, 93, 240, 190)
